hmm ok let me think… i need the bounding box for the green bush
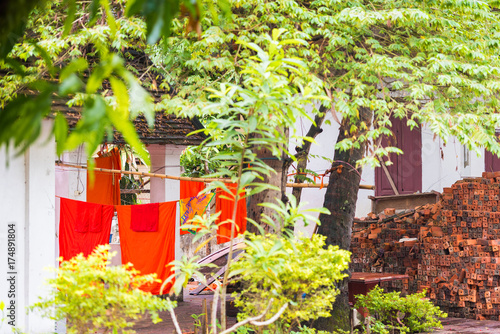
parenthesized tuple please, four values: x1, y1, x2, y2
(355, 286, 447, 334)
(32, 245, 174, 334)
(231, 233, 350, 332)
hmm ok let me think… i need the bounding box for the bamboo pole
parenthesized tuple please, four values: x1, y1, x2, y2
(286, 182, 374, 190)
(55, 162, 375, 190)
(56, 162, 233, 183)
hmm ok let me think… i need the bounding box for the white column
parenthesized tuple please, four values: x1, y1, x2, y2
(25, 120, 56, 333)
(0, 119, 56, 334)
(164, 146, 184, 267)
(0, 138, 28, 333)
(146, 144, 185, 298)
(148, 144, 166, 204)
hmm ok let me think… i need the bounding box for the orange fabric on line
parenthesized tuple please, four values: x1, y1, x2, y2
(87, 147, 121, 206)
(215, 184, 247, 244)
(59, 198, 114, 261)
(180, 180, 205, 199)
(116, 202, 176, 295)
(75, 201, 103, 233)
(179, 193, 214, 235)
(131, 203, 159, 232)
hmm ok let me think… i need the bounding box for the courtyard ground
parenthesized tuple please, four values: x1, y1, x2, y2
(131, 283, 500, 334)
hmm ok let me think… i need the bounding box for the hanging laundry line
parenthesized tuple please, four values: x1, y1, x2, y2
(287, 182, 374, 190)
(56, 162, 233, 183)
(55, 162, 375, 190)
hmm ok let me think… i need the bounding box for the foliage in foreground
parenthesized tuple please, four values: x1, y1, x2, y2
(355, 286, 447, 334)
(32, 245, 174, 334)
(165, 30, 342, 333)
(232, 234, 350, 332)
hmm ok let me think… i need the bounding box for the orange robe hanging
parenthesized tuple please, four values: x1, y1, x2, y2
(180, 180, 205, 199)
(116, 202, 176, 295)
(59, 198, 114, 261)
(87, 147, 121, 206)
(180, 179, 210, 235)
(179, 193, 214, 235)
(216, 184, 247, 244)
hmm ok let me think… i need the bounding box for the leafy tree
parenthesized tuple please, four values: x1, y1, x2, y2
(0, 0, 155, 163)
(232, 233, 350, 332)
(0, 0, 229, 163)
(151, 0, 500, 330)
(165, 33, 349, 333)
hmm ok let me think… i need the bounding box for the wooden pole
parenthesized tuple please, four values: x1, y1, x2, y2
(286, 182, 374, 190)
(56, 162, 375, 190)
(56, 162, 232, 183)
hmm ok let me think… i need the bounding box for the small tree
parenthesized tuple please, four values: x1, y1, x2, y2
(232, 233, 350, 332)
(164, 30, 354, 333)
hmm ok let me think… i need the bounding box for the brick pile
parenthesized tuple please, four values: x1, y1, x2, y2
(351, 205, 439, 295)
(351, 175, 500, 320)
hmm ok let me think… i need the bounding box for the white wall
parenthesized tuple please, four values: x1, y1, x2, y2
(288, 112, 376, 236)
(55, 147, 87, 200)
(0, 120, 56, 333)
(420, 125, 486, 193)
(55, 147, 88, 264)
(421, 125, 476, 193)
(292, 116, 490, 231)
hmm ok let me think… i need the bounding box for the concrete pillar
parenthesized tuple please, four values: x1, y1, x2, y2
(147, 144, 184, 262)
(164, 146, 184, 268)
(147, 144, 184, 299)
(148, 145, 166, 204)
(0, 119, 56, 333)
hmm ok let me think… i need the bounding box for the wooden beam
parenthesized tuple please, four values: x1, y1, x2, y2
(379, 157, 400, 195)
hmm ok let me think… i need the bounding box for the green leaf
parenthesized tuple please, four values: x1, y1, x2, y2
(54, 113, 69, 156)
(127, 78, 155, 125)
(62, 0, 77, 37)
(100, 0, 117, 36)
(107, 105, 150, 166)
(109, 76, 130, 119)
(58, 73, 83, 96)
(60, 58, 88, 81)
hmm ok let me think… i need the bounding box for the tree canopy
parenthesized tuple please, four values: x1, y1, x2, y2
(4, 0, 500, 163)
(158, 0, 500, 162)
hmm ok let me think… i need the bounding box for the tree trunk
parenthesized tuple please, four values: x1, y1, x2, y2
(314, 106, 373, 332)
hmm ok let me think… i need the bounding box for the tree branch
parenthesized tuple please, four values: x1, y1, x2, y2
(290, 105, 328, 203)
(219, 299, 288, 334)
(167, 297, 183, 334)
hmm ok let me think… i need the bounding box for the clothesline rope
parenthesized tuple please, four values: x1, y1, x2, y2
(55, 162, 375, 190)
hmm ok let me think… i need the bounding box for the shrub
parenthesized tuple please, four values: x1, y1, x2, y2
(355, 286, 447, 334)
(32, 245, 174, 334)
(231, 233, 350, 332)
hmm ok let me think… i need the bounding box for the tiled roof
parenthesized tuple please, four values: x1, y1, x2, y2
(58, 107, 206, 146)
